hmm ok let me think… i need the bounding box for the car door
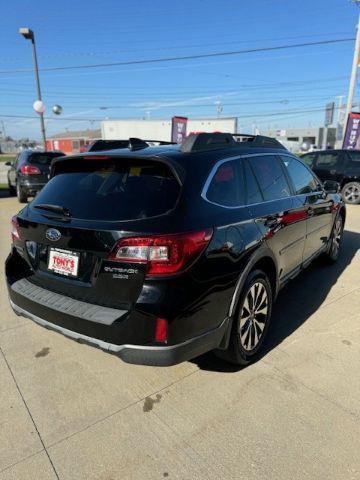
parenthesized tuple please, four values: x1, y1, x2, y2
(244, 154, 306, 281)
(279, 155, 333, 263)
(312, 151, 345, 183)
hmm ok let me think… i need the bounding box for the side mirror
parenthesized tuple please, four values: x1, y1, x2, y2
(5, 161, 13, 167)
(323, 180, 340, 194)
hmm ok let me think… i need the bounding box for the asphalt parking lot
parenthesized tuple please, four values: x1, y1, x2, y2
(0, 193, 359, 480)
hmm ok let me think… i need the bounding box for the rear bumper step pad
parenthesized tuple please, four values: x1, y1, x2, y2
(11, 278, 127, 325)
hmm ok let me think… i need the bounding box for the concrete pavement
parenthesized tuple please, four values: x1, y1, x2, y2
(0, 194, 359, 480)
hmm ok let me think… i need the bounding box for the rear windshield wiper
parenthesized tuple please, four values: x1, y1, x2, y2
(33, 203, 72, 217)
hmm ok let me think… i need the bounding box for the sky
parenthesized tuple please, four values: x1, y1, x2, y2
(0, 0, 359, 140)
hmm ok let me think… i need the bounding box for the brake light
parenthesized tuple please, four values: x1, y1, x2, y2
(11, 216, 22, 243)
(20, 165, 41, 174)
(83, 155, 109, 160)
(108, 229, 213, 276)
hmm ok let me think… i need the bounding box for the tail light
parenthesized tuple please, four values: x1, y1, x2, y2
(108, 229, 213, 276)
(20, 165, 41, 174)
(11, 216, 22, 243)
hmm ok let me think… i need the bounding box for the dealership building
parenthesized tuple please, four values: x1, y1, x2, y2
(46, 128, 101, 154)
(263, 127, 337, 149)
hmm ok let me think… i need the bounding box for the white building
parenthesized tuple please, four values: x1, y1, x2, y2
(263, 127, 337, 149)
(101, 118, 238, 141)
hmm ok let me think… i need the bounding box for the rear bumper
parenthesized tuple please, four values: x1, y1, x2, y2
(20, 181, 46, 195)
(9, 299, 228, 366)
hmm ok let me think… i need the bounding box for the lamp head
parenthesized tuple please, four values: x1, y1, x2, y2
(19, 28, 34, 40)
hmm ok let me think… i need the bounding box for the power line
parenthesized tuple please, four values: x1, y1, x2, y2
(0, 38, 354, 75)
(0, 106, 337, 122)
(0, 31, 352, 63)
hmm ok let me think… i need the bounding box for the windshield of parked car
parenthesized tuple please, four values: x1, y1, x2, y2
(31, 159, 180, 221)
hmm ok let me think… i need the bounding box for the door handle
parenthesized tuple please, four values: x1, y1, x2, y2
(330, 169, 337, 175)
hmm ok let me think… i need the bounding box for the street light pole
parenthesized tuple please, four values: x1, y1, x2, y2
(19, 28, 47, 149)
(343, 14, 360, 142)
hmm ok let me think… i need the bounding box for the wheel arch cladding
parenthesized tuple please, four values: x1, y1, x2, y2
(251, 256, 277, 300)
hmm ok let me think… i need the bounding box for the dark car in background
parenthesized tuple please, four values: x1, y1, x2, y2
(6, 133, 345, 366)
(6, 150, 65, 203)
(301, 149, 360, 204)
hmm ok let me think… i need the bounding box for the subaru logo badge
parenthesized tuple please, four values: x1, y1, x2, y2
(46, 228, 61, 242)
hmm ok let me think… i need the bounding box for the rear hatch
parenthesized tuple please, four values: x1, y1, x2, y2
(16, 155, 182, 308)
(25, 152, 65, 183)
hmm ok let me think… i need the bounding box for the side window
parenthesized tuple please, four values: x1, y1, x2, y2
(248, 155, 291, 202)
(206, 160, 243, 207)
(347, 151, 360, 168)
(300, 153, 316, 167)
(243, 161, 262, 204)
(280, 156, 320, 195)
(315, 152, 342, 169)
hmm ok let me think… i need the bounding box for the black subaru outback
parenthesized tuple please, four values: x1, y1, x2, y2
(6, 133, 345, 366)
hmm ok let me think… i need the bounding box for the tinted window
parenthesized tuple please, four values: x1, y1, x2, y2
(31, 160, 180, 221)
(248, 155, 291, 201)
(28, 152, 64, 165)
(300, 153, 316, 167)
(315, 152, 341, 168)
(207, 160, 243, 206)
(280, 156, 320, 194)
(244, 161, 262, 204)
(347, 151, 360, 168)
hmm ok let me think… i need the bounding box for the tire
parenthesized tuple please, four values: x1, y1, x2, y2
(324, 215, 344, 264)
(216, 269, 273, 366)
(341, 182, 360, 205)
(16, 183, 27, 203)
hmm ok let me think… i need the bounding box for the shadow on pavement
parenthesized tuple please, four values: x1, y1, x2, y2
(0, 188, 12, 199)
(192, 229, 360, 373)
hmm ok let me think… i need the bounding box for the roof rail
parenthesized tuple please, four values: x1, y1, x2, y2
(180, 132, 286, 153)
(232, 134, 286, 149)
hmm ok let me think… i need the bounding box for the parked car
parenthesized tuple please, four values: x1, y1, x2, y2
(6, 133, 345, 366)
(300, 149, 360, 204)
(6, 150, 65, 203)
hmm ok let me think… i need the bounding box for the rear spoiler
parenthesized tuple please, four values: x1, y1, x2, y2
(50, 153, 185, 186)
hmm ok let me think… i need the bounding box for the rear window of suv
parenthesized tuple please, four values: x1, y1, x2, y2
(31, 159, 180, 221)
(28, 152, 64, 165)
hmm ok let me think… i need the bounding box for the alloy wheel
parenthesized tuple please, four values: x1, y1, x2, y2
(343, 184, 360, 204)
(238, 281, 269, 352)
(331, 218, 343, 258)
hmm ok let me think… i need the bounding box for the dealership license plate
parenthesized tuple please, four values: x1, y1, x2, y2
(48, 248, 79, 277)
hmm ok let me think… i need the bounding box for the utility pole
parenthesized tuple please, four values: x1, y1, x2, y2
(19, 28, 47, 149)
(343, 13, 360, 141)
(335, 95, 345, 124)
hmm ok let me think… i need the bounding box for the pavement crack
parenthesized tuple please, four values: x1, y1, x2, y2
(0, 449, 45, 475)
(47, 366, 200, 450)
(0, 346, 60, 480)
